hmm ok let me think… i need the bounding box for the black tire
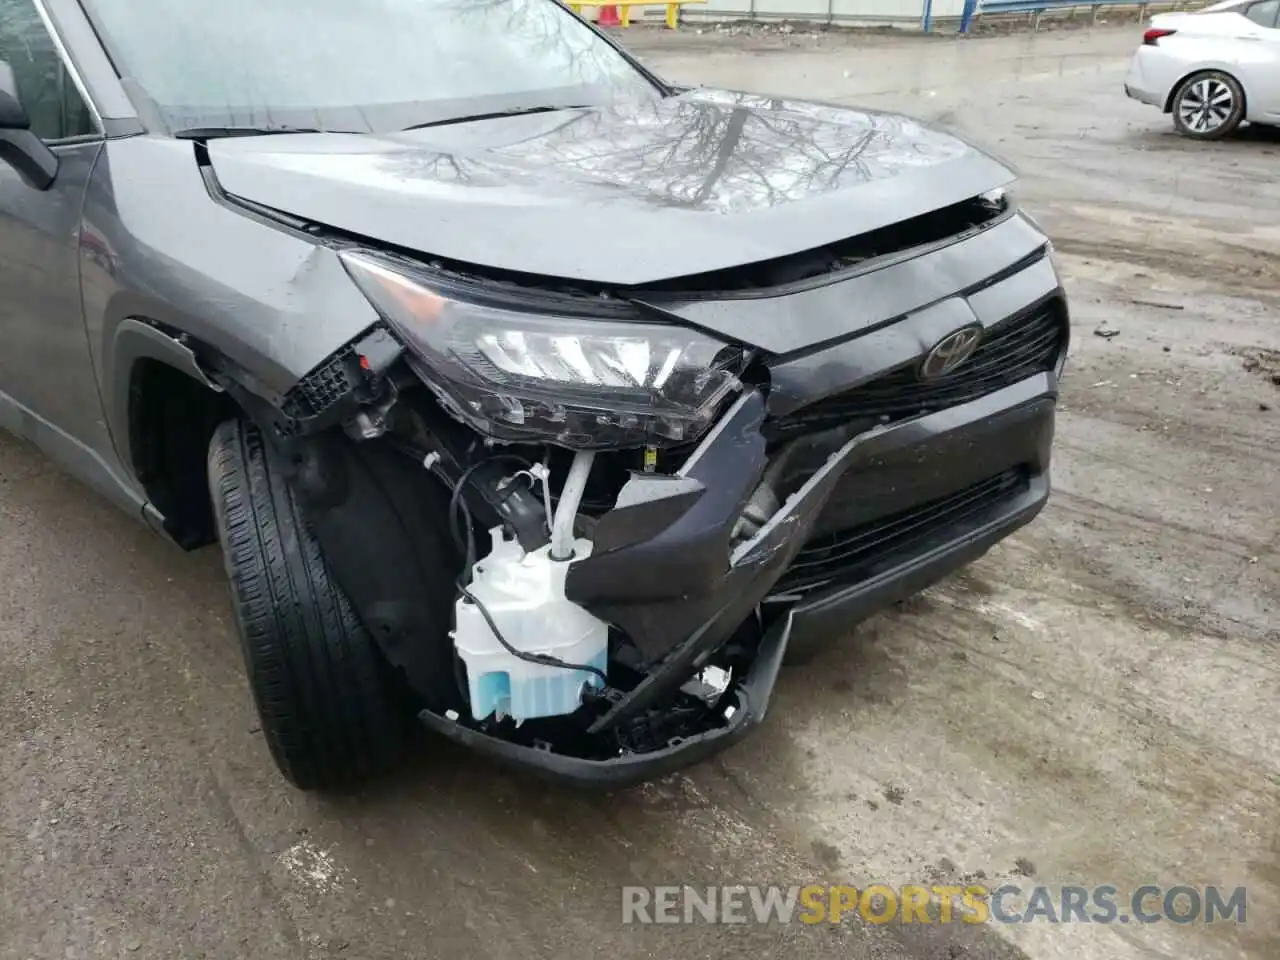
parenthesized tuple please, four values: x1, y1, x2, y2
(208, 419, 407, 790)
(1171, 71, 1245, 140)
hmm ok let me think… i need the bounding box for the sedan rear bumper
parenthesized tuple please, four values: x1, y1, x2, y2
(1125, 46, 1174, 110)
(1125, 82, 1165, 108)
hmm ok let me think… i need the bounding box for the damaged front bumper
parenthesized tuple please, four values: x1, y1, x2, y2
(419, 370, 1058, 787)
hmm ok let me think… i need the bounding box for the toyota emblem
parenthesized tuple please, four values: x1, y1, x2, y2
(919, 325, 983, 380)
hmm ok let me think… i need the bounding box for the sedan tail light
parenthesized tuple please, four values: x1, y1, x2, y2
(1143, 27, 1177, 44)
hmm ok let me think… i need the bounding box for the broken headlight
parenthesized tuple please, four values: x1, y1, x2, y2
(341, 252, 741, 449)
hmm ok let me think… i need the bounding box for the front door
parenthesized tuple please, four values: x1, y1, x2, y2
(0, 0, 120, 487)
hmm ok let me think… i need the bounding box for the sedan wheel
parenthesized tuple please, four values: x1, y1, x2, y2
(1172, 72, 1245, 140)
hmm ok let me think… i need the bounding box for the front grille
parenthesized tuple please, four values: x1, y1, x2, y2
(770, 468, 1028, 597)
(769, 297, 1066, 439)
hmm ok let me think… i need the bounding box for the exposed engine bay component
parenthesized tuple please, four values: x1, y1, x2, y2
(680, 665, 733, 705)
(452, 529, 608, 723)
(551, 451, 595, 561)
(277, 325, 404, 433)
(449, 450, 611, 724)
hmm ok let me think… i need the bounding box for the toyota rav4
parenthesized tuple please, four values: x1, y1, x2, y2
(0, 0, 1068, 788)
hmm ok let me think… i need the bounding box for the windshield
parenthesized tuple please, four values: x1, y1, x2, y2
(80, 0, 658, 134)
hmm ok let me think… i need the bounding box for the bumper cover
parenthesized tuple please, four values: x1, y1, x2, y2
(1125, 83, 1164, 107)
(419, 372, 1056, 787)
(1124, 50, 1167, 109)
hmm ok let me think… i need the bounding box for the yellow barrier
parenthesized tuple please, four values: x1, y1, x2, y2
(568, 0, 706, 29)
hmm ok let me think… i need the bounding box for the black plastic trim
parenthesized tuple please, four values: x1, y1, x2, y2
(417, 611, 790, 788)
(782, 473, 1047, 661)
(576, 374, 1057, 734)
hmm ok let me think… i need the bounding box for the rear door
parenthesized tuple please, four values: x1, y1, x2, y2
(1234, 0, 1280, 117)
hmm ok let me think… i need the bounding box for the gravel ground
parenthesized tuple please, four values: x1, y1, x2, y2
(1, 24, 1277, 960)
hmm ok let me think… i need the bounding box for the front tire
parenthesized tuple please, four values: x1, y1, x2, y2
(208, 419, 407, 790)
(1172, 71, 1245, 140)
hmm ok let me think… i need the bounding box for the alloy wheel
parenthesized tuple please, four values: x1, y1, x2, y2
(1178, 78, 1234, 134)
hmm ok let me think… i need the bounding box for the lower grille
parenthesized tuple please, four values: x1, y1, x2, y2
(771, 468, 1029, 597)
(769, 296, 1066, 439)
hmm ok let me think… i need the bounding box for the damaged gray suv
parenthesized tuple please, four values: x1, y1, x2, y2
(0, 0, 1068, 788)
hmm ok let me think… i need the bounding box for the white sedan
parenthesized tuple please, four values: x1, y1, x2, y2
(1125, 0, 1280, 138)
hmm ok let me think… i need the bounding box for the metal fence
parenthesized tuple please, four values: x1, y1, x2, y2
(669, 0, 1191, 32)
(963, 0, 1184, 31)
(676, 0, 969, 29)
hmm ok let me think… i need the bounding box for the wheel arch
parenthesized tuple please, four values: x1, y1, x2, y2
(110, 318, 242, 549)
(1163, 65, 1249, 115)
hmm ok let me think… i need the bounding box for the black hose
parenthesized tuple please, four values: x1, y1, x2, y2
(454, 575, 609, 686)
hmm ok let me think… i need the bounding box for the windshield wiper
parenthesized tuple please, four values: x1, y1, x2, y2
(172, 125, 362, 140)
(401, 105, 589, 132)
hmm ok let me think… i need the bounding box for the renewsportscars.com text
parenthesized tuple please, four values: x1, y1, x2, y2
(621, 884, 1247, 926)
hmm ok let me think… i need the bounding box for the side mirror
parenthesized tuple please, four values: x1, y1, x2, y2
(0, 61, 58, 190)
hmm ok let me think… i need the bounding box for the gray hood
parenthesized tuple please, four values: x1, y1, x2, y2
(206, 89, 1014, 287)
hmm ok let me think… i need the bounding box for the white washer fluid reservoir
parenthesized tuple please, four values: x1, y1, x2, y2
(452, 528, 608, 723)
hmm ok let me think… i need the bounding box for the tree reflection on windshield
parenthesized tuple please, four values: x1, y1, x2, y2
(79, 0, 657, 132)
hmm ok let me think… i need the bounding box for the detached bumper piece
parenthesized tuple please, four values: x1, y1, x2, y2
(419, 372, 1059, 786)
(419, 618, 790, 787)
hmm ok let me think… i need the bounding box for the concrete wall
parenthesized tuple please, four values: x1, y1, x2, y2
(625, 0, 945, 26)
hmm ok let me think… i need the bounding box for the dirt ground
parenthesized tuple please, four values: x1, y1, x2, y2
(1, 24, 1277, 960)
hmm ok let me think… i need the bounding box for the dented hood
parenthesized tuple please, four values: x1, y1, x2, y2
(206, 90, 1014, 287)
